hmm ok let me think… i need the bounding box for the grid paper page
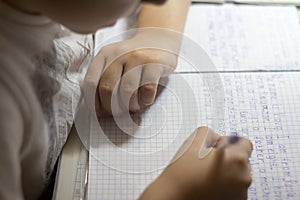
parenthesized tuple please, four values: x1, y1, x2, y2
(177, 4, 300, 72)
(87, 73, 216, 200)
(88, 72, 300, 200)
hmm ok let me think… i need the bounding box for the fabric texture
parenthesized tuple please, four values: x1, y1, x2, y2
(0, 1, 93, 199)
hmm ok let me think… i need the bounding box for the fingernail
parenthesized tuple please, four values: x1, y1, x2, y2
(143, 101, 153, 106)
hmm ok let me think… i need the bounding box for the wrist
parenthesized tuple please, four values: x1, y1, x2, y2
(133, 28, 182, 55)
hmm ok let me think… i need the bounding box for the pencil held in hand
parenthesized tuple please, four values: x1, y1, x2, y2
(215, 135, 240, 149)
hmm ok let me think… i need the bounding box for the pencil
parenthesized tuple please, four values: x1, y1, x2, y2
(215, 135, 240, 149)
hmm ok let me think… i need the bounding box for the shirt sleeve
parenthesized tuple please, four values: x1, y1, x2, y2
(0, 83, 24, 200)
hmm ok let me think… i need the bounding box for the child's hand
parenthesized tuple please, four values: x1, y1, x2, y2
(139, 127, 253, 200)
(84, 31, 179, 116)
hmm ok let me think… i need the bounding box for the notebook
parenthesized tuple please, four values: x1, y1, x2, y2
(88, 72, 300, 200)
(177, 4, 300, 72)
(86, 4, 300, 200)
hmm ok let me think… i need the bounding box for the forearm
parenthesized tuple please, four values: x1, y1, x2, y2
(138, 0, 192, 32)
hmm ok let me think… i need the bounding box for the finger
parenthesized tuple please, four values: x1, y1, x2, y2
(83, 54, 105, 112)
(171, 128, 198, 162)
(185, 127, 220, 158)
(246, 161, 252, 182)
(195, 127, 219, 148)
(171, 127, 223, 168)
(119, 64, 143, 113)
(222, 153, 252, 188)
(99, 61, 123, 115)
(225, 137, 253, 158)
(140, 64, 163, 106)
(220, 137, 252, 171)
(193, 127, 221, 159)
(222, 137, 253, 185)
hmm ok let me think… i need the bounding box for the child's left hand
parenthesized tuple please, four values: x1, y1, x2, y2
(84, 31, 179, 116)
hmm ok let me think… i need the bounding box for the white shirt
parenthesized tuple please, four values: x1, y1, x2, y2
(0, 1, 93, 199)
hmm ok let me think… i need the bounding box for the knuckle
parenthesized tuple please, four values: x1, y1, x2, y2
(243, 175, 252, 187)
(84, 77, 98, 89)
(226, 153, 248, 169)
(141, 84, 156, 94)
(130, 50, 147, 60)
(130, 50, 160, 64)
(236, 174, 252, 188)
(127, 50, 178, 67)
(99, 83, 113, 95)
(233, 154, 248, 166)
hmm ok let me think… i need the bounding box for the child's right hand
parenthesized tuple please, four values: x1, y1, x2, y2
(139, 126, 253, 200)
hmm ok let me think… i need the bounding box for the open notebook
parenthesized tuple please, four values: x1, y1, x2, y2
(87, 4, 300, 200)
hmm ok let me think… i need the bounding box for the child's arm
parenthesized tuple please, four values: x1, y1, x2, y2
(84, 0, 192, 116)
(0, 86, 24, 200)
(0, 83, 47, 200)
(139, 127, 253, 200)
(137, 0, 191, 32)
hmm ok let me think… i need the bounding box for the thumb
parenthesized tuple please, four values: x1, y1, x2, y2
(171, 126, 219, 163)
(196, 127, 220, 159)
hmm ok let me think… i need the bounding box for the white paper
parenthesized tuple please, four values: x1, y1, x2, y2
(88, 72, 300, 200)
(177, 4, 300, 72)
(88, 4, 300, 200)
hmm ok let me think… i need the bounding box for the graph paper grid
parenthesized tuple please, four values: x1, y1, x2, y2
(88, 72, 300, 200)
